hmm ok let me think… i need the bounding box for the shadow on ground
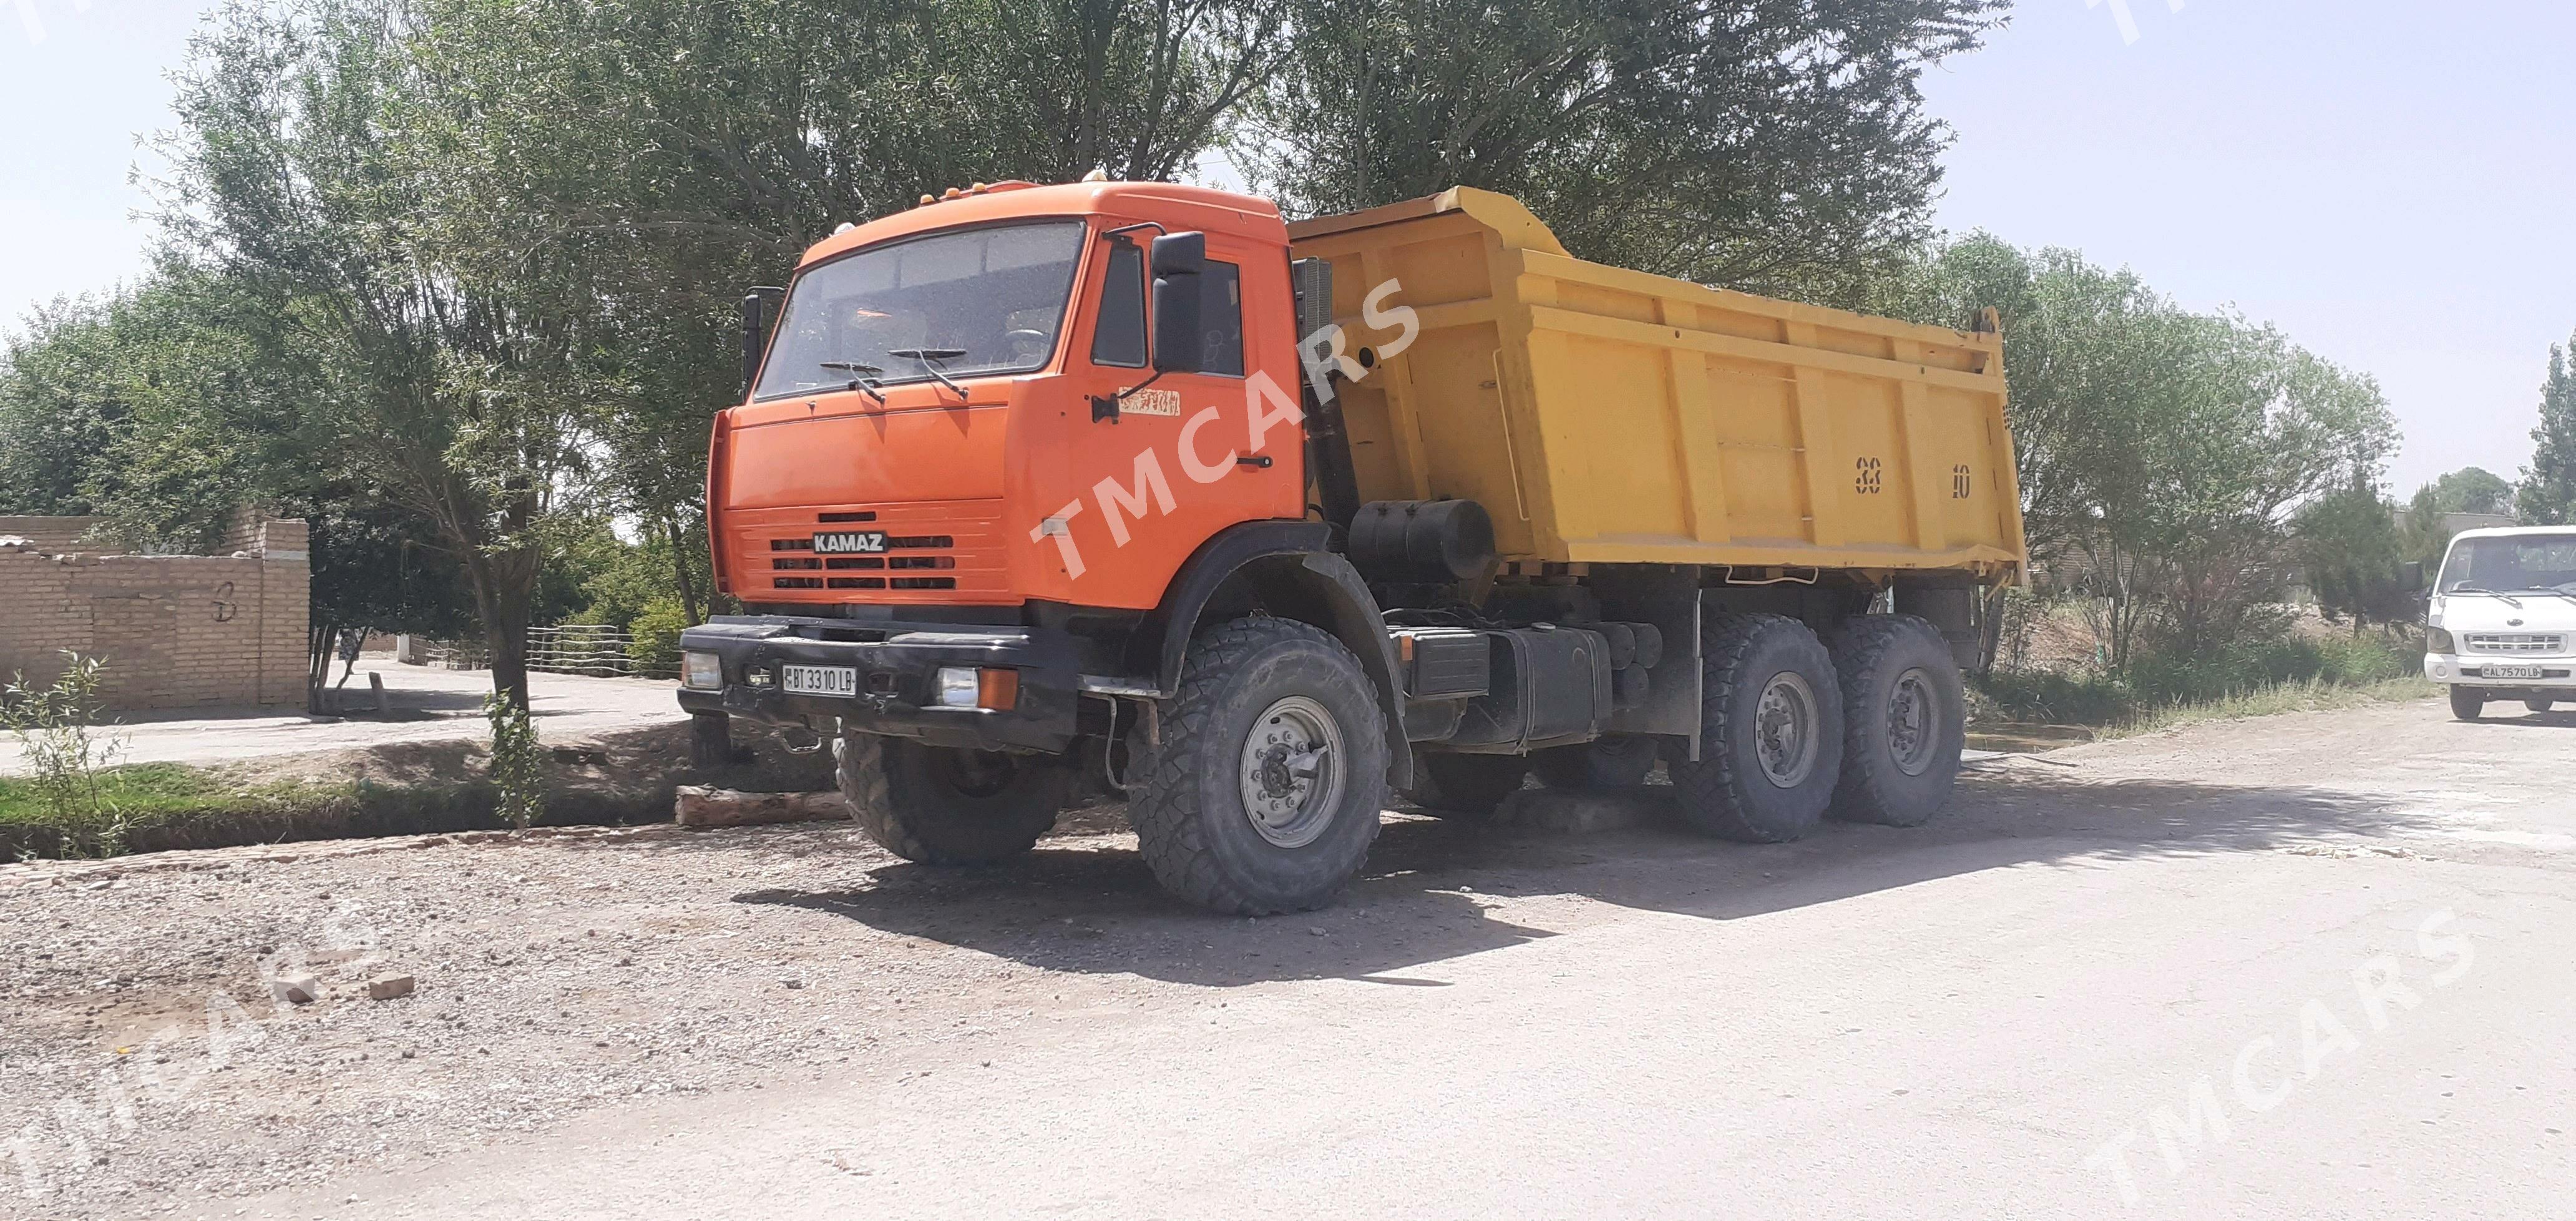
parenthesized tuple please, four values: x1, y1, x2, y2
(725, 769, 2429, 989)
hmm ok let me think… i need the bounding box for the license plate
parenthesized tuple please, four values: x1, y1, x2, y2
(2482, 664, 2544, 680)
(780, 665, 859, 697)
(813, 531, 887, 554)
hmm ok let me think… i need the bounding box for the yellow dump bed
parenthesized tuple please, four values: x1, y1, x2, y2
(1287, 189, 2027, 581)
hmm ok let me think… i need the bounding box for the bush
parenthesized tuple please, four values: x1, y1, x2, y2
(1, 653, 133, 857)
(1976, 623, 2421, 727)
(627, 598, 689, 674)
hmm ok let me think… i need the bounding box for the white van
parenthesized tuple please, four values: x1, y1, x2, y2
(2422, 526, 2576, 720)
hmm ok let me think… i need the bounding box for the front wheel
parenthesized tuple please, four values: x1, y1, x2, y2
(1669, 613, 1843, 843)
(836, 733, 1070, 865)
(2450, 687, 2487, 721)
(1129, 618, 1391, 915)
(2526, 697, 2555, 714)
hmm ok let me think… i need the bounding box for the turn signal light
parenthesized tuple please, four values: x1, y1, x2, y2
(932, 667, 1018, 711)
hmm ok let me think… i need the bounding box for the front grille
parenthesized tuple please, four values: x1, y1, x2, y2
(733, 503, 1003, 602)
(2466, 634, 2567, 655)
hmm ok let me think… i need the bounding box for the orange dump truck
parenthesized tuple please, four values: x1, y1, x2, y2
(680, 180, 2024, 915)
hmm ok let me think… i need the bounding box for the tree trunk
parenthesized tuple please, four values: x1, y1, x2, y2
(306, 617, 337, 715)
(666, 514, 703, 625)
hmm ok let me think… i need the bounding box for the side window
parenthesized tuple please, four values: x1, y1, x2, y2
(1090, 241, 1146, 368)
(1202, 261, 1245, 377)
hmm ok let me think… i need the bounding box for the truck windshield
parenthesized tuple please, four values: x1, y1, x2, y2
(2441, 534, 2576, 594)
(754, 220, 1087, 400)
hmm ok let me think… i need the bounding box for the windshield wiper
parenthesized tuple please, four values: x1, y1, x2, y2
(818, 360, 886, 405)
(887, 348, 971, 401)
(2449, 583, 2523, 607)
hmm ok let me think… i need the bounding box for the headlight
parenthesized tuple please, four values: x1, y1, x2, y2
(934, 667, 980, 708)
(681, 650, 725, 690)
(2426, 627, 2455, 654)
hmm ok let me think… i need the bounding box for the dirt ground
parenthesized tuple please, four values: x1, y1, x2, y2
(2, 696, 2571, 1219)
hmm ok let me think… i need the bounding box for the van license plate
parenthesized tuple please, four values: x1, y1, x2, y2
(813, 531, 887, 554)
(781, 665, 859, 697)
(2482, 664, 2544, 680)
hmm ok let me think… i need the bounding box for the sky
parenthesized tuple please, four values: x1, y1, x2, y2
(4, 0, 2570, 496)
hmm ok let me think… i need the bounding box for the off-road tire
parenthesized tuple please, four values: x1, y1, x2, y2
(1825, 614, 1967, 827)
(2450, 687, 2486, 721)
(1530, 737, 1659, 790)
(1128, 617, 1390, 915)
(835, 732, 1069, 865)
(1669, 612, 1843, 843)
(1408, 753, 1531, 816)
(2526, 697, 2554, 714)
(688, 712, 733, 770)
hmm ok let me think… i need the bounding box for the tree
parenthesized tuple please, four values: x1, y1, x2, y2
(2295, 478, 2409, 634)
(1878, 237, 2399, 669)
(1241, 0, 2007, 302)
(160, 0, 619, 709)
(2519, 338, 2576, 526)
(2426, 466, 2515, 516)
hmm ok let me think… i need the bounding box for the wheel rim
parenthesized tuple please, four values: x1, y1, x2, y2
(1886, 668, 1939, 777)
(1753, 672, 1821, 789)
(930, 748, 1021, 799)
(1237, 695, 1347, 848)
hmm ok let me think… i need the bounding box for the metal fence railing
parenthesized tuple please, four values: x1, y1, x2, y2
(527, 625, 678, 680)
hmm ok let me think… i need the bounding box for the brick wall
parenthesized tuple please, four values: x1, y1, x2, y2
(0, 517, 311, 710)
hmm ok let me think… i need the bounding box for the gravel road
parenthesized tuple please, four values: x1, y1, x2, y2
(3, 697, 2571, 1219)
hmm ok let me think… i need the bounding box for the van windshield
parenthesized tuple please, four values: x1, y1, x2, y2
(754, 220, 1087, 400)
(2441, 534, 2576, 595)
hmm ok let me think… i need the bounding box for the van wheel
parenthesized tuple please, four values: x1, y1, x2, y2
(2526, 697, 2554, 714)
(1825, 615, 1967, 827)
(1129, 618, 1390, 915)
(2450, 688, 2486, 720)
(1669, 613, 1843, 843)
(836, 733, 1070, 865)
(1531, 737, 1659, 789)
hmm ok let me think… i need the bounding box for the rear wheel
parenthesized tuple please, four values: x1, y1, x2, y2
(1408, 753, 1531, 816)
(1530, 736, 1659, 790)
(2526, 697, 2555, 714)
(1129, 618, 1390, 915)
(1669, 613, 1843, 843)
(1825, 615, 1968, 827)
(2450, 687, 2487, 721)
(836, 733, 1070, 865)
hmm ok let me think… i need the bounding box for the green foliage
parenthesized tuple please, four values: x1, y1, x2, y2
(482, 691, 545, 830)
(2426, 466, 2516, 516)
(1879, 235, 2401, 668)
(627, 600, 691, 673)
(0, 654, 132, 858)
(1976, 630, 2421, 728)
(2295, 479, 2412, 630)
(1242, 0, 2006, 302)
(2519, 339, 2576, 526)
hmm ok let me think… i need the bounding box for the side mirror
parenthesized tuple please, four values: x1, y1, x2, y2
(2401, 560, 2426, 593)
(1150, 232, 1206, 375)
(741, 286, 784, 396)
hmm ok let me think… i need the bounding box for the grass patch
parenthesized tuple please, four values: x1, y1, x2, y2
(1975, 632, 2427, 730)
(0, 760, 668, 861)
(2103, 675, 2437, 740)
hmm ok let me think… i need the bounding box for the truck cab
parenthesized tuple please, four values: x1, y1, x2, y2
(680, 178, 2024, 915)
(2423, 526, 2576, 719)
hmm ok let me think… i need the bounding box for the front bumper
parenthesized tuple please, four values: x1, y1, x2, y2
(2424, 653, 2576, 691)
(678, 615, 1086, 753)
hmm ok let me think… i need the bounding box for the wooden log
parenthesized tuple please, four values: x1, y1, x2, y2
(673, 786, 851, 829)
